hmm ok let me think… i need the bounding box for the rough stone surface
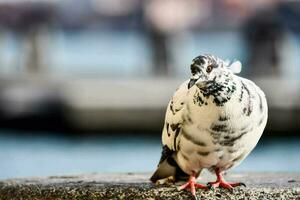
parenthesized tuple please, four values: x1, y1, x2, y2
(0, 172, 300, 200)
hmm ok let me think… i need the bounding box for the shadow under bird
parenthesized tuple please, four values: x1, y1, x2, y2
(150, 54, 268, 199)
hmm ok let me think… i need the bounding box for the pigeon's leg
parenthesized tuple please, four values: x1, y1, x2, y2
(208, 168, 246, 190)
(178, 171, 207, 198)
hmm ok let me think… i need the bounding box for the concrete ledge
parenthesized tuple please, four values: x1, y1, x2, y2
(0, 173, 300, 200)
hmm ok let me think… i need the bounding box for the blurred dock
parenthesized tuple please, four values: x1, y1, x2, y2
(0, 75, 299, 134)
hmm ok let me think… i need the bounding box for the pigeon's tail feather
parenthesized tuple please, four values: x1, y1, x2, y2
(150, 156, 189, 183)
(150, 158, 176, 183)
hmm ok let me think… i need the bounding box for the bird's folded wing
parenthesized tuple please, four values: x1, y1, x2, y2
(150, 81, 190, 183)
(162, 80, 189, 152)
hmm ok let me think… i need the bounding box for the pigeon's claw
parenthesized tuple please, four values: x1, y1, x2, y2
(208, 169, 246, 191)
(207, 181, 245, 192)
(178, 172, 207, 199)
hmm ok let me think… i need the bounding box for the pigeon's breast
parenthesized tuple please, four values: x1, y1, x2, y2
(176, 78, 268, 174)
(177, 115, 253, 174)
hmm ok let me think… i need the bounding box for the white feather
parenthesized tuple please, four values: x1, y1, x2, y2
(228, 60, 242, 74)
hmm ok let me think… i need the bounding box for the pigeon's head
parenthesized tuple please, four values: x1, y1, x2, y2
(187, 54, 241, 89)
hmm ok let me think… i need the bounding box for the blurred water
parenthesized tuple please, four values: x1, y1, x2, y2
(48, 30, 152, 77)
(0, 130, 299, 180)
(0, 30, 245, 77)
(2, 29, 300, 78)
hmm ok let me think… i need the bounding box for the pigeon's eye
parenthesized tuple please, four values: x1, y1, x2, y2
(206, 65, 213, 73)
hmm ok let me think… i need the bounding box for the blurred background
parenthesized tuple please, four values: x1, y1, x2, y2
(0, 0, 300, 180)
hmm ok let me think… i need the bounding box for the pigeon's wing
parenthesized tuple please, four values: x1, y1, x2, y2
(150, 81, 189, 183)
(162, 80, 189, 151)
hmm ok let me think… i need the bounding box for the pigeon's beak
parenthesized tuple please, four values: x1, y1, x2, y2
(188, 73, 202, 89)
(188, 78, 198, 89)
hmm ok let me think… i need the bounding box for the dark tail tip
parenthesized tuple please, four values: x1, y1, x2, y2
(150, 172, 159, 183)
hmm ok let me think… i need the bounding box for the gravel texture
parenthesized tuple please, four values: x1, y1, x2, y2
(0, 172, 300, 200)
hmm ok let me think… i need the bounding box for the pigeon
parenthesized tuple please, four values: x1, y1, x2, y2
(150, 54, 268, 198)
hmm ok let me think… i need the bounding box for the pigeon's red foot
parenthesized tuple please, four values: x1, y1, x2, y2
(178, 172, 208, 198)
(208, 169, 246, 191)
